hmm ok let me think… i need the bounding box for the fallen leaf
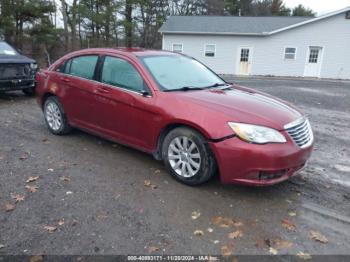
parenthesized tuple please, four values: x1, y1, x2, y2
(11, 194, 25, 203)
(25, 185, 38, 193)
(154, 170, 161, 175)
(274, 238, 293, 249)
(144, 180, 157, 189)
(288, 211, 297, 217)
(269, 247, 278, 255)
(144, 180, 152, 187)
(309, 230, 328, 243)
(58, 219, 65, 226)
(212, 216, 234, 228)
(60, 176, 71, 182)
(228, 230, 243, 239)
(26, 176, 39, 183)
(193, 230, 204, 236)
(19, 153, 29, 160)
(42, 138, 49, 144)
(281, 218, 296, 231)
(221, 245, 233, 256)
(43, 225, 57, 233)
(233, 221, 243, 227)
(191, 211, 201, 220)
(297, 252, 312, 260)
(30, 255, 43, 262)
(5, 203, 15, 212)
(96, 211, 109, 221)
(148, 246, 160, 253)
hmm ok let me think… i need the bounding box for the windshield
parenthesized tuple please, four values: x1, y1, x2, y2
(0, 42, 17, 56)
(140, 55, 225, 91)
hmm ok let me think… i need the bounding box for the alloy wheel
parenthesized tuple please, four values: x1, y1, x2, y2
(167, 136, 201, 178)
(45, 101, 62, 131)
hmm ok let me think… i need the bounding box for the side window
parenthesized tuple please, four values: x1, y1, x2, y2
(69, 55, 98, 80)
(56, 62, 66, 73)
(101, 56, 144, 93)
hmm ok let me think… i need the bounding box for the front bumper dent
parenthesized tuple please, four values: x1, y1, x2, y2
(209, 134, 313, 186)
(0, 79, 35, 92)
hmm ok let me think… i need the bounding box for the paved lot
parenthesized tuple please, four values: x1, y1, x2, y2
(0, 77, 350, 257)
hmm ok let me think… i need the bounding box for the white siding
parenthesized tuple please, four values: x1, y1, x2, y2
(162, 13, 350, 79)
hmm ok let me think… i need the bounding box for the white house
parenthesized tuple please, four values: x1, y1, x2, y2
(159, 7, 350, 80)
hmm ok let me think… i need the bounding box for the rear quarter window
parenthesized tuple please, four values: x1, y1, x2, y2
(69, 55, 98, 80)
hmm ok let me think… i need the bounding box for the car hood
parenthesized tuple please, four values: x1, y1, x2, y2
(174, 85, 303, 130)
(0, 54, 35, 64)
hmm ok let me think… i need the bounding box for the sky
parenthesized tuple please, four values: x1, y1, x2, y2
(284, 0, 350, 15)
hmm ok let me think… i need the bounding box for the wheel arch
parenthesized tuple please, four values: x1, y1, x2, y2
(41, 92, 56, 109)
(153, 121, 212, 161)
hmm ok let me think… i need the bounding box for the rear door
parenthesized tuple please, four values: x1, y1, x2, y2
(61, 55, 100, 128)
(92, 55, 159, 151)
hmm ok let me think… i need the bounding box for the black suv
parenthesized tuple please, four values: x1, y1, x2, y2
(0, 41, 37, 95)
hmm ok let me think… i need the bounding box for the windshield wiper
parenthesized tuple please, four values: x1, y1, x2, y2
(163, 86, 205, 92)
(204, 83, 228, 89)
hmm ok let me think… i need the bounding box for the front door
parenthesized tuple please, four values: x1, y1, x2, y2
(92, 55, 158, 151)
(304, 47, 323, 77)
(238, 47, 252, 75)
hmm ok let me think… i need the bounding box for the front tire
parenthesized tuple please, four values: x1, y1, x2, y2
(43, 96, 71, 135)
(162, 127, 217, 186)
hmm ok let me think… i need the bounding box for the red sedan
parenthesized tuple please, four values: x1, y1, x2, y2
(35, 48, 314, 186)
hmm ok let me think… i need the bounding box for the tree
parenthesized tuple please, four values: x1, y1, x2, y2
(292, 4, 315, 17)
(205, 0, 225, 15)
(224, 0, 240, 15)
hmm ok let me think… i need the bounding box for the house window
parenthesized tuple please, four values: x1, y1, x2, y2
(205, 44, 216, 57)
(172, 44, 183, 53)
(240, 48, 249, 62)
(309, 48, 320, 63)
(284, 47, 296, 60)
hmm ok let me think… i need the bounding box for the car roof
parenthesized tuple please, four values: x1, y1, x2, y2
(70, 47, 177, 58)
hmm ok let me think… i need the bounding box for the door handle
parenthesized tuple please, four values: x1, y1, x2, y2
(60, 77, 70, 83)
(96, 87, 110, 94)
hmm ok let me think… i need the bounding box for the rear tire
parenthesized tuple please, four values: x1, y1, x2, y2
(22, 87, 35, 96)
(43, 96, 71, 135)
(162, 127, 217, 186)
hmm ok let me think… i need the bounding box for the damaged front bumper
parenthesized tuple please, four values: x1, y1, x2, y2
(0, 78, 36, 92)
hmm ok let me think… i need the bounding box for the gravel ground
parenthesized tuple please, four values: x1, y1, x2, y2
(0, 77, 350, 257)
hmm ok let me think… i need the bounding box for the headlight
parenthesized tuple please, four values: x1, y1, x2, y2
(228, 122, 286, 144)
(30, 63, 38, 70)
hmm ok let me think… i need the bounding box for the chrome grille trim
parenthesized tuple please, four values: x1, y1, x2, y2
(284, 117, 313, 148)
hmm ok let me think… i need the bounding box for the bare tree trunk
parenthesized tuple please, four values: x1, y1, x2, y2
(125, 0, 133, 48)
(60, 0, 69, 51)
(70, 0, 78, 50)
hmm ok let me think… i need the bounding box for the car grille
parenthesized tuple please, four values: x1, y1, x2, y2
(284, 118, 313, 148)
(0, 63, 31, 80)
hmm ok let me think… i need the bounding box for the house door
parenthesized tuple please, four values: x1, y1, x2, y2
(304, 47, 323, 77)
(238, 47, 252, 75)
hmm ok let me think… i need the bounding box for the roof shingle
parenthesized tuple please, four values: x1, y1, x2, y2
(159, 16, 311, 35)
